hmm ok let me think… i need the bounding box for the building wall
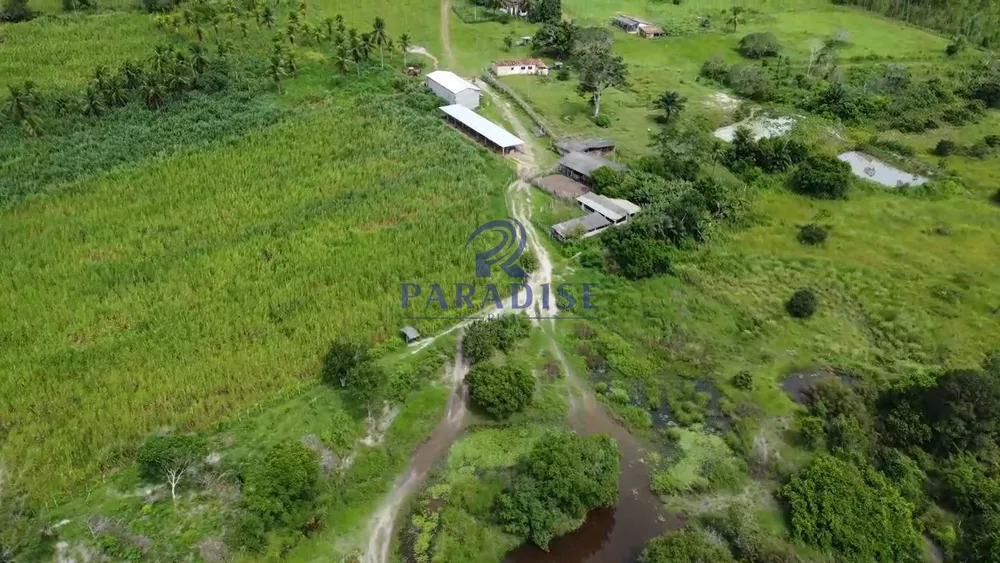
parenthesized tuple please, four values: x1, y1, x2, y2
(454, 89, 481, 109)
(494, 64, 548, 77)
(426, 79, 457, 105)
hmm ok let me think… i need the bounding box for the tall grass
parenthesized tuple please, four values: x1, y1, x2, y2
(0, 78, 513, 502)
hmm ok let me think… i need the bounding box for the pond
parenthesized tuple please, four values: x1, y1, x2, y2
(837, 151, 928, 188)
(713, 116, 797, 142)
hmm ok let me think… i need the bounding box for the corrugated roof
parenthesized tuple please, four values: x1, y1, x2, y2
(494, 58, 548, 68)
(552, 213, 611, 238)
(426, 71, 480, 94)
(577, 193, 628, 222)
(439, 105, 524, 149)
(558, 151, 625, 177)
(555, 138, 616, 154)
(400, 326, 420, 340)
(610, 197, 641, 215)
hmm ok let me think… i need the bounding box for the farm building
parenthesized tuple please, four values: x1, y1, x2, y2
(552, 213, 610, 240)
(551, 194, 641, 240)
(534, 174, 590, 200)
(577, 193, 640, 225)
(502, 0, 529, 17)
(612, 15, 664, 38)
(492, 58, 549, 76)
(426, 70, 481, 109)
(558, 151, 626, 185)
(554, 138, 616, 156)
(439, 104, 524, 154)
(400, 326, 420, 344)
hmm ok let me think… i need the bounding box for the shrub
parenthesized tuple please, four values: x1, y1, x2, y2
(465, 362, 534, 419)
(798, 416, 825, 448)
(797, 224, 827, 245)
(593, 114, 611, 128)
(780, 454, 921, 561)
(738, 32, 782, 58)
(984, 134, 1000, 148)
(934, 139, 957, 156)
(791, 155, 850, 199)
(639, 529, 736, 563)
(590, 166, 623, 193)
(0, 0, 34, 21)
(727, 64, 777, 101)
(517, 248, 539, 274)
(785, 289, 817, 318)
(603, 223, 671, 280)
(462, 315, 531, 364)
(700, 55, 729, 82)
(137, 434, 206, 481)
(732, 370, 753, 390)
(556, 68, 571, 81)
(497, 432, 619, 549)
(578, 249, 604, 269)
(992, 189, 1000, 205)
(242, 442, 319, 526)
(139, 0, 176, 12)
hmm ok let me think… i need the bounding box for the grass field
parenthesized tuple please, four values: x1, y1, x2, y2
(0, 71, 513, 501)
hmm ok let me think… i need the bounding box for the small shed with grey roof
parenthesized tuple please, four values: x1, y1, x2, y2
(558, 151, 625, 185)
(400, 326, 420, 344)
(554, 138, 617, 156)
(577, 193, 640, 224)
(551, 213, 611, 241)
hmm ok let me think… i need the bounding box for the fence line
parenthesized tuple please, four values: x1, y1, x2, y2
(480, 70, 557, 140)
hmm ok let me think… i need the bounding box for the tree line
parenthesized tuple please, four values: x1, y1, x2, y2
(834, 0, 1000, 49)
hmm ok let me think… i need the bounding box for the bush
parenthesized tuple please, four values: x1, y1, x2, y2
(732, 370, 753, 390)
(984, 134, 1000, 148)
(0, 0, 34, 21)
(639, 529, 736, 563)
(466, 362, 534, 419)
(556, 68, 571, 81)
(497, 432, 619, 549)
(242, 442, 319, 526)
(603, 223, 672, 280)
(992, 189, 1000, 205)
(727, 64, 777, 101)
(592, 114, 611, 128)
(139, 0, 176, 12)
(738, 32, 782, 58)
(791, 155, 851, 199)
(578, 249, 604, 269)
(797, 224, 827, 245)
(785, 289, 817, 318)
(462, 315, 531, 364)
(934, 139, 957, 156)
(780, 454, 921, 561)
(517, 248, 539, 274)
(700, 55, 729, 82)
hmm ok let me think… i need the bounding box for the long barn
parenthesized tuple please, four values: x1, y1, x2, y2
(439, 104, 524, 154)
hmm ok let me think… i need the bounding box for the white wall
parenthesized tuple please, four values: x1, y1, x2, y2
(426, 78, 456, 105)
(494, 65, 549, 77)
(454, 88, 481, 109)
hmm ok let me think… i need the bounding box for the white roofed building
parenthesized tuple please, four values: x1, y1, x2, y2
(426, 70, 481, 109)
(439, 104, 524, 154)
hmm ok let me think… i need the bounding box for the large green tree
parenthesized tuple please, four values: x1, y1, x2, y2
(466, 362, 534, 419)
(639, 529, 736, 563)
(575, 45, 628, 118)
(497, 432, 619, 549)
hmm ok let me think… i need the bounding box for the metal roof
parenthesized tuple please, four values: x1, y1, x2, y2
(426, 71, 480, 94)
(439, 105, 524, 149)
(552, 212, 611, 238)
(555, 138, 616, 154)
(558, 151, 625, 177)
(577, 193, 640, 222)
(400, 326, 420, 340)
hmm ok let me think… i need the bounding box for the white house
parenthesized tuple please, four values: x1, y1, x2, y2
(425, 70, 481, 109)
(492, 58, 549, 77)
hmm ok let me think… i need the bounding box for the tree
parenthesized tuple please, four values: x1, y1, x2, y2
(738, 32, 782, 58)
(466, 362, 535, 419)
(603, 222, 671, 279)
(497, 432, 619, 549)
(242, 441, 319, 525)
(137, 434, 206, 502)
(503, 32, 514, 51)
(1, 0, 34, 21)
(575, 46, 627, 117)
(333, 46, 352, 75)
(780, 454, 921, 561)
(797, 224, 828, 245)
(528, 0, 560, 23)
(462, 315, 531, 364)
(532, 21, 578, 59)
(4, 82, 42, 137)
(791, 154, 851, 199)
(261, 5, 274, 29)
(372, 17, 388, 70)
(269, 55, 285, 93)
(726, 6, 745, 32)
(399, 32, 412, 68)
(653, 90, 686, 124)
(785, 288, 817, 318)
(639, 529, 736, 563)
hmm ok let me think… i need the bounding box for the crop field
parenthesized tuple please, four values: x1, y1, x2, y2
(0, 73, 513, 501)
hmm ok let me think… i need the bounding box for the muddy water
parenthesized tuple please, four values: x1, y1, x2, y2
(362, 340, 470, 563)
(504, 345, 686, 563)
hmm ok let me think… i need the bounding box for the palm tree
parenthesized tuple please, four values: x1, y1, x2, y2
(4, 82, 42, 137)
(360, 32, 374, 60)
(333, 46, 352, 75)
(82, 86, 107, 118)
(372, 17, 388, 69)
(269, 54, 285, 93)
(399, 32, 411, 69)
(190, 44, 210, 75)
(141, 76, 167, 109)
(335, 14, 345, 35)
(349, 34, 364, 75)
(286, 21, 297, 45)
(262, 5, 274, 29)
(654, 90, 686, 124)
(150, 44, 175, 75)
(194, 24, 205, 42)
(323, 17, 334, 41)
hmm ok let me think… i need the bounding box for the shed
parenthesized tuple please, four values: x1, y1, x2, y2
(439, 104, 524, 154)
(551, 212, 611, 240)
(554, 138, 616, 156)
(577, 193, 640, 224)
(557, 151, 625, 184)
(400, 326, 420, 344)
(426, 71, 481, 109)
(613, 15, 641, 32)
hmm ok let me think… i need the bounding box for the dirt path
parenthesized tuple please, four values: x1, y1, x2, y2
(440, 0, 457, 69)
(406, 46, 439, 70)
